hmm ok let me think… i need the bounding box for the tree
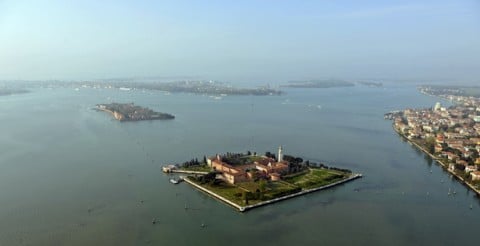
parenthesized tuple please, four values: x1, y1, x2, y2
(242, 191, 249, 205)
(247, 150, 251, 156)
(471, 150, 479, 160)
(201, 172, 217, 184)
(259, 179, 266, 192)
(425, 136, 436, 154)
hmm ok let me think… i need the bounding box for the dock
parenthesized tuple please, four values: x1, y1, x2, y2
(162, 165, 208, 175)
(165, 169, 209, 175)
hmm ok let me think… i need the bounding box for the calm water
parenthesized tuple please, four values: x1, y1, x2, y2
(0, 84, 478, 246)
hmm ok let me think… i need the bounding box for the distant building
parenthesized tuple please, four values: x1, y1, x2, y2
(434, 102, 442, 111)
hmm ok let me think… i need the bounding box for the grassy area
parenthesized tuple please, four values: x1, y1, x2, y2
(188, 168, 350, 207)
(283, 168, 347, 189)
(179, 164, 212, 172)
(196, 181, 246, 205)
(222, 154, 266, 166)
(244, 155, 264, 162)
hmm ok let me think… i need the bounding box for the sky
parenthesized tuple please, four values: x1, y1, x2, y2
(0, 0, 479, 83)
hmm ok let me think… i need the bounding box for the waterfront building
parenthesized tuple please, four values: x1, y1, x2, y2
(471, 171, 480, 181)
(162, 164, 178, 173)
(466, 165, 477, 173)
(206, 147, 290, 184)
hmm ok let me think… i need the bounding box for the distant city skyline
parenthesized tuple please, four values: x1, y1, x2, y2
(0, 0, 479, 83)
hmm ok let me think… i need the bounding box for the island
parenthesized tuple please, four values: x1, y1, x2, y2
(96, 103, 174, 121)
(386, 89, 480, 196)
(122, 80, 282, 96)
(29, 79, 282, 96)
(419, 85, 480, 98)
(358, 81, 383, 87)
(0, 88, 29, 96)
(163, 146, 361, 212)
(282, 79, 355, 88)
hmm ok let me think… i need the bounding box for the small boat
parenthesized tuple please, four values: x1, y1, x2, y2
(170, 178, 180, 184)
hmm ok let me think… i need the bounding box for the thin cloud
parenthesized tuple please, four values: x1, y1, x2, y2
(321, 4, 427, 20)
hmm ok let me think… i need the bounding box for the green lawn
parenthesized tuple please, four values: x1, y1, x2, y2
(244, 155, 264, 162)
(190, 179, 246, 204)
(283, 168, 347, 189)
(188, 168, 351, 207)
(180, 164, 212, 172)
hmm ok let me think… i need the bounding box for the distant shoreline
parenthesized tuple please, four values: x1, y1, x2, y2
(0, 89, 29, 96)
(393, 126, 480, 196)
(282, 79, 355, 89)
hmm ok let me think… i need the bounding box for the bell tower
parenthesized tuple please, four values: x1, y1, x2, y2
(277, 145, 283, 162)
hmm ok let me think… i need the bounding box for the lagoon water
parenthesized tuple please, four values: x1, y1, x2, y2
(0, 84, 479, 245)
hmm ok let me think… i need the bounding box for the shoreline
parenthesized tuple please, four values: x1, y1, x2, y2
(94, 107, 118, 119)
(393, 126, 480, 196)
(184, 173, 362, 212)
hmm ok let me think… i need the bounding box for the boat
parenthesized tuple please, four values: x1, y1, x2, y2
(170, 177, 184, 184)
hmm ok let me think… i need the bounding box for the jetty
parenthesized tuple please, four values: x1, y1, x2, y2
(162, 165, 208, 175)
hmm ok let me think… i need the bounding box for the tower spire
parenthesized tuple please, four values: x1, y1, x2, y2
(278, 145, 283, 162)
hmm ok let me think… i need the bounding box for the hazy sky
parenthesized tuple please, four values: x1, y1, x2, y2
(0, 0, 479, 82)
